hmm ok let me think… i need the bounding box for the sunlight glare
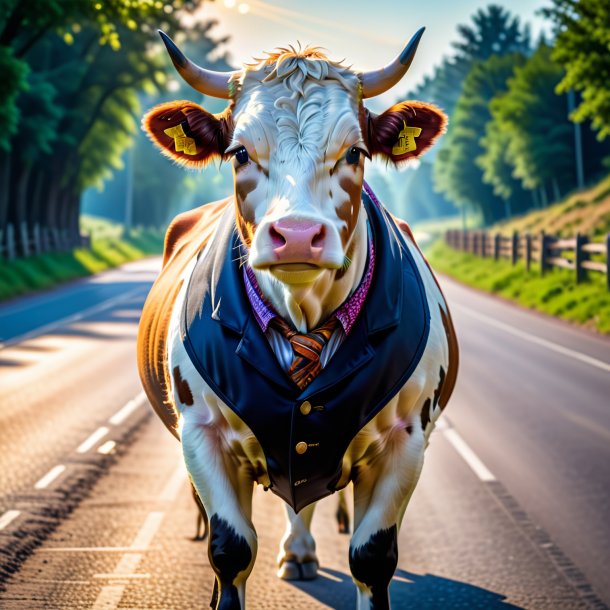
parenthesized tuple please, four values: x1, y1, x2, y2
(224, 0, 236, 7)
(238, 3, 250, 14)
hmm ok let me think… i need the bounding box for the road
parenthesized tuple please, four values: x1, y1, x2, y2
(0, 258, 609, 609)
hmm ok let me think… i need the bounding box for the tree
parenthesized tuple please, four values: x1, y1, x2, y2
(401, 4, 531, 224)
(481, 42, 610, 209)
(452, 4, 531, 64)
(0, 0, 223, 254)
(434, 53, 527, 225)
(542, 0, 610, 139)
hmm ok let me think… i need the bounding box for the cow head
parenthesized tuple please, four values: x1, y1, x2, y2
(143, 30, 446, 287)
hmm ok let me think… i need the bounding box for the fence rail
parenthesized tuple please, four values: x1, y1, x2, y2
(445, 229, 610, 290)
(0, 223, 90, 260)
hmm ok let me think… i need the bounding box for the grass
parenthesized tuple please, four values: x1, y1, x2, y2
(427, 240, 610, 335)
(0, 217, 164, 302)
(493, 174, 610, 239)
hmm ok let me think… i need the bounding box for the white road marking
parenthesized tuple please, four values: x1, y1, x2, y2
(34, 465, 66, 489)
(318, 569, 343, 582)
(40, 546, 158, 553)
(444, 428, 496, 482)
(109, 392, 146, 426)
(435, 418, 448, 431)
(453, 304, 610, 373)
(0, 510, 21, 530)
(159, 462, 188, 501)
(92, 511, 166, 609)
(130, 512, 165, 549)
(0, 287, 145, 350)
(93, 573, 150, 579)
(76, 426, 109, 453)
(98, 441, 116, 455)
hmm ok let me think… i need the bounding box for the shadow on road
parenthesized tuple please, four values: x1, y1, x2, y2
(287, 567, 525, 610)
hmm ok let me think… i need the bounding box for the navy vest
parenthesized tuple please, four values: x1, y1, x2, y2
(181, 188, 430, 513)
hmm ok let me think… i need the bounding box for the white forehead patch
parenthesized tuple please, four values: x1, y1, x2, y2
(231, 50, 363, 167)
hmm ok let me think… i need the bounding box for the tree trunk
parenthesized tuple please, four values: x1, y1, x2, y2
(532, 188, 540, 210)
(0, 150, 11, 235)
(551, 177, 561, 203)
(539, 184, 548, 208)
(14, 164, 30, 225)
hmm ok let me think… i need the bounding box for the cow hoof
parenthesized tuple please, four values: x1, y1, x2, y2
(278, 559, 318, 581)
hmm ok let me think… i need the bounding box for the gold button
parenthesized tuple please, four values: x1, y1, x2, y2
(295, 441, 308, 455)
(300, 401, 312, 415)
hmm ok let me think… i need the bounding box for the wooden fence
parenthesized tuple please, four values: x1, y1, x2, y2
(0, 223, 90, 260)
(445, 229, 610, 290)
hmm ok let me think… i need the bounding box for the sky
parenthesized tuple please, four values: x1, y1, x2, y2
(189, 0, 551, 110)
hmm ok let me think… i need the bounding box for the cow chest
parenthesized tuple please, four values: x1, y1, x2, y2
(180, 189, 430, 512)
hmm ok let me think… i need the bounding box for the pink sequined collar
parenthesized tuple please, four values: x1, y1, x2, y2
(243, 233, 375, 336)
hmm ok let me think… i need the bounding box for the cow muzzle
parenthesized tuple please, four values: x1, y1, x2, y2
(250, 217, 343, 285)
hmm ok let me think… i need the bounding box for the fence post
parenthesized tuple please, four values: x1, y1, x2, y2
(33, 223, 41, 255)
(481, 232, 487, 258)
(20, 222, 30, 257)
(511, 231, 519, 265)
(494, 233, 500, 260)
(42, 226, 50, 252)
(472, 231, 478, 256)
(525, 234, 532, 272)
(540, 231, 548, 276)
(575, 233, 588, 284)
(6, 223, 15, 260)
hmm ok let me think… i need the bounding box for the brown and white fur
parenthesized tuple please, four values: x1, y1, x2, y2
(138, 40, 458, 610)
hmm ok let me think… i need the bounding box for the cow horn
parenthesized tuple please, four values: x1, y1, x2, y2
(361, 27, 425, 98)
(158, 30, 241, 99)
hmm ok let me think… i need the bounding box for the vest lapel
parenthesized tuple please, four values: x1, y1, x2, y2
(236, 315, 295, 392)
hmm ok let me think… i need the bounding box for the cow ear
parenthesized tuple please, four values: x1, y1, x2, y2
(368, 101, 447, 164)
(142, 100, 233, 169)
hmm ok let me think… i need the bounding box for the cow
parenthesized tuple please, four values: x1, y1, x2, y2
(137, 27, 458, 610)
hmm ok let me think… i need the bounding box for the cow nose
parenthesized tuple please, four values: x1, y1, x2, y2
(270, 219, 326, 262)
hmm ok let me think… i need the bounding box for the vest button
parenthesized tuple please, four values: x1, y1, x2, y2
(299, 401, 312, 415)
(295, 441, 308, 455)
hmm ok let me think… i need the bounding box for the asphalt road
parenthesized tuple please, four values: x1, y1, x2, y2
(0, 258, 609, 609)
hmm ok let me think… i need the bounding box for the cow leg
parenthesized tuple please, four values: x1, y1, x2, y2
(182, 420, 257, 610)
(277, 503, 319, 580)
(348, 426, 425, 610)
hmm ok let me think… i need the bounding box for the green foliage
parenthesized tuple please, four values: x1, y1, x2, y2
(434, 53, 527, 225)
(427, 240, 610, 334)
(0, 216, 163, 301)
(543, 0, 610, 139)
(402, 5, 531, 226)
(485, 44, 574, 192)
(0, 45, 28, 150)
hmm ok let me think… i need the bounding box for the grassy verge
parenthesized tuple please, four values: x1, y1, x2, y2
(427, 240, 610, 335)
(0, 218, 164, 302)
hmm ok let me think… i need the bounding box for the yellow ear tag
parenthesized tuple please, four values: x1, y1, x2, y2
(163, 123, 197, 156)
(391, 121, 422, 155)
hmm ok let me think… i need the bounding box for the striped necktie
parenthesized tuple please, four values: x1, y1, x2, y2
(270, 316, 339, 390)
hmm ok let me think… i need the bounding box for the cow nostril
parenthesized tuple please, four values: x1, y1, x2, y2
(270, 225, 286, 248)
(311, 225, 326, 249)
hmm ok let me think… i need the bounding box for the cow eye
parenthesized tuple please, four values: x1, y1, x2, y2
(346, 147, 361, 165)
(234, 146, 249, 165)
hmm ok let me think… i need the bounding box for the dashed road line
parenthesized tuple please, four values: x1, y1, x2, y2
(92, 512, 165, 609)
(109, 392, 146, 426)
(98, 440, 116, 455)
(0, 510, 21, 531)
(34, 465, 66, 490)
(159, 462, 188, 501)
(453, 304, 610, 373)
(76, 426, 109, 454)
